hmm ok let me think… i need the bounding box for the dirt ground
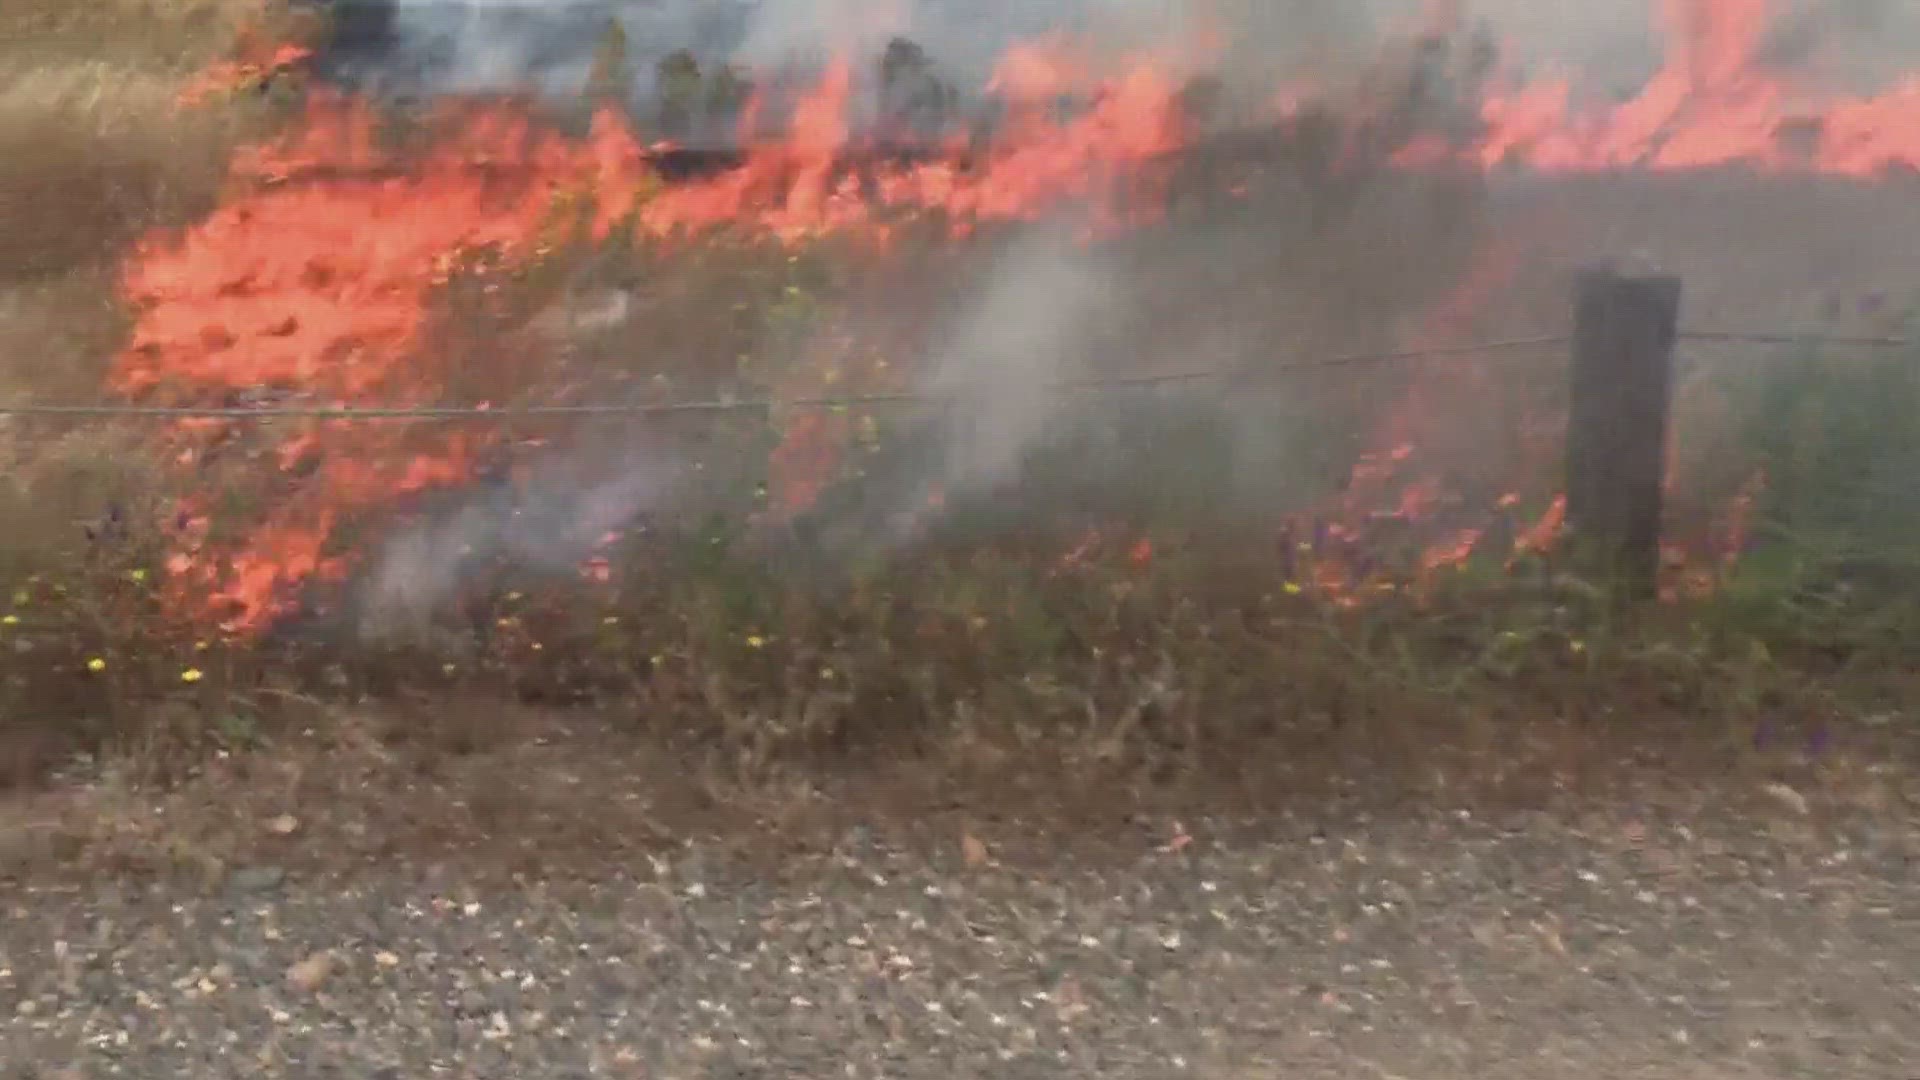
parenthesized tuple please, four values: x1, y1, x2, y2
(2, 708, 1917, 1079)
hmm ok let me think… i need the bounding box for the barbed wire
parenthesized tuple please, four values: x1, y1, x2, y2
(1676, 329, 1915, 349)
(0, 335, 1570, 421)
(0, 329, 1909, 421)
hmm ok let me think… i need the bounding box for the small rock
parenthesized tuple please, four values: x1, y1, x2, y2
(229, 866, 287, 894)
(266, 814, 300, 836)
(286, 951, 335, 993)
(1762, 782, 1810, 816)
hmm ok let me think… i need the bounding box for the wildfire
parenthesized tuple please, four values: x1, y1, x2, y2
(1444, 0, 1920, 174)
(881, 42, 1186, 232)
(114, 0, 1912, 634)
(119, 42, 1196, 633)
(175, 29, 311, 107)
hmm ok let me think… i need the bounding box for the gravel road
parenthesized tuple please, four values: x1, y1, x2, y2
(5, 783, 1917, 1079)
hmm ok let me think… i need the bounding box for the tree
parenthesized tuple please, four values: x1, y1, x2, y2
(655, 49, 703, 141)
(877, 37, 955, 140)
(584, 18, 633, 109)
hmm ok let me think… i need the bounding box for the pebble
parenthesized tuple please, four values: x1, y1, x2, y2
(229, 866, 287, 894)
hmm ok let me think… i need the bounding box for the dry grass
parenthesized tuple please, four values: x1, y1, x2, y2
(0, 0, 298, 786)
(2, 642, 1914, 886)
(0, 66, 229, 284)
(0, 0, 301, 416)
(0, 0, 301, 286)
(4, 0, 267, 68)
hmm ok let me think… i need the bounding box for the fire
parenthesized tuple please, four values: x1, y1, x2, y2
(117, 93, 631, 631)
(115, 0, 1920, 635)
(1452, 0, 1920, 175)
(874, 42, 1187, 233)
(1717, 469, 1766, 566)
(175, 25, 311, 108)
(1284, 224, 1542, 604)
(118, 46, 1194, 634)
(1512, 495, 1567, 561)
(639, 59, 865, 243)
(764, 407, 851, 523)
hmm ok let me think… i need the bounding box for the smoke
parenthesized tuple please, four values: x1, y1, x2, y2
(352, 444, 683, 644)
(919, 228, 1113, 489)
(302, 0, 1920, 118)
(302, 0, 1358, 104)
(730, 0, 910, 72)
(844, 222, 1124, 550)
(296, 0, 1920, 637)
(308, 0, 760, 99)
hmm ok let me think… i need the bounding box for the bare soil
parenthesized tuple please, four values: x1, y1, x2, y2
(2, 707, 1917, 1078)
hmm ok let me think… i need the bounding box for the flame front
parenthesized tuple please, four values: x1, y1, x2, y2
(1453, 0, 1920, 174)
(115, 50, 1194, 634)
(112, 0, 1917, 634)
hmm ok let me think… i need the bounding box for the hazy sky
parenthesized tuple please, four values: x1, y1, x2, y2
(343, 0, 1917, 102)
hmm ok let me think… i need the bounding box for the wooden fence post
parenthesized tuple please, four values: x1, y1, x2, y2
(1565, 264, 1682, 597)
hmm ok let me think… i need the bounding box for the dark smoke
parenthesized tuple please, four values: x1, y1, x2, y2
(300, 1, 755, 108)
(295, 0, 1351, 120)
(297, 1, 1920, 104)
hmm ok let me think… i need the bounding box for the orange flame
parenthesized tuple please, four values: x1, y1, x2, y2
(121, 0, 1920, 633)
(1513, 494, 1567, 560)
(176, 41, 312, 107)
(116, 49, 1196, 634)
(870, 43, 1187, 234)
(1456, 0, 1920, 175)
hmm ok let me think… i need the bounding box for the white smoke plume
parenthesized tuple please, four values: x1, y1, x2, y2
(353, 445, 684, 644)
(871, 222, 1122, 543)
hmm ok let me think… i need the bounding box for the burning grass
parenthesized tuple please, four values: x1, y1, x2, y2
(6, 0, 1920, 792)
(5, 319, 1918, 791)
(4, 466, 1915, 812)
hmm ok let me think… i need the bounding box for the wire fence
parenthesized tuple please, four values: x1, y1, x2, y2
(0, 329, 1906, 422)
(1676, 330, 1916, 349)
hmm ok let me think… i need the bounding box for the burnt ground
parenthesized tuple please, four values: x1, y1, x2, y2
(1, 709, 1918, 1079)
